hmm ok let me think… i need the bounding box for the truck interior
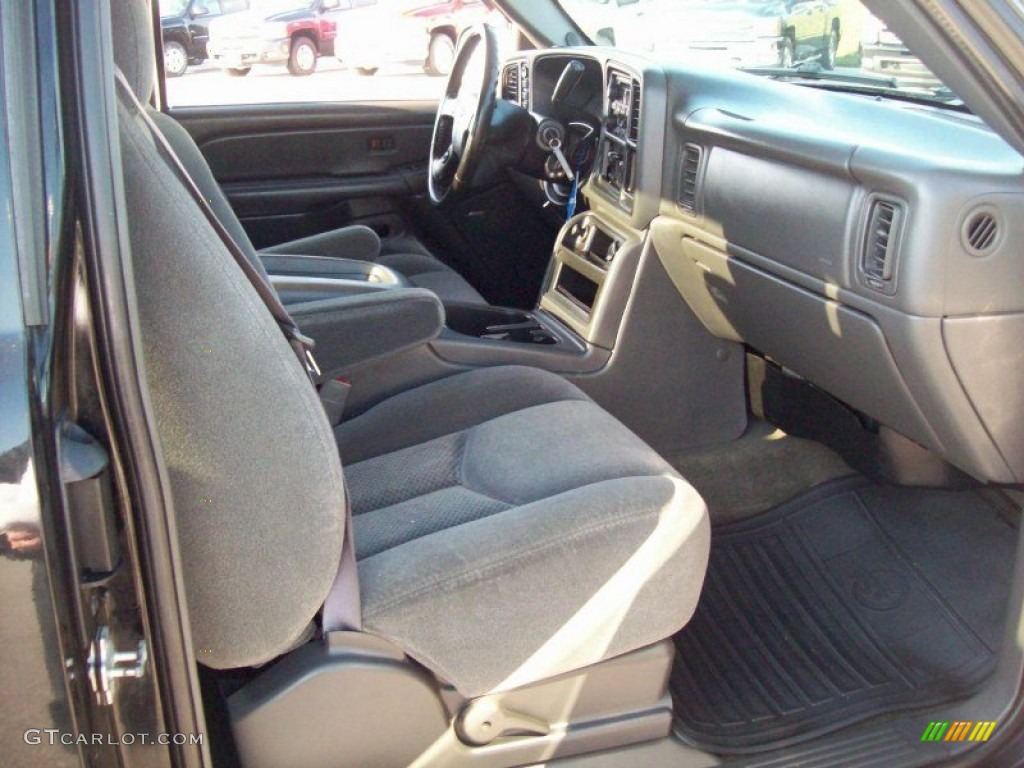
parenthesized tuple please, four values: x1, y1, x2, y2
(29, 0, 1024, 766)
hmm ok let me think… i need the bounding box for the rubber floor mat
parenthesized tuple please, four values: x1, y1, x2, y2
(671, 477, 1018, 753)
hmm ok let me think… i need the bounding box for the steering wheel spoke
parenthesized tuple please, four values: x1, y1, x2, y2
(427, 24, 499, 204)
(438, 95, 459, 120)
(432, 145, 459, 187)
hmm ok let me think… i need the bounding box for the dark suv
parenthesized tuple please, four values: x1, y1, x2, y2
(159, 0, 250, 77)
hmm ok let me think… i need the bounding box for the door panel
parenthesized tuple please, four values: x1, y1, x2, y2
(170, 101, 436, 247)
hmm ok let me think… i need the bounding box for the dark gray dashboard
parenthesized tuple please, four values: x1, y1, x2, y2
(504, 48, 1024, 484)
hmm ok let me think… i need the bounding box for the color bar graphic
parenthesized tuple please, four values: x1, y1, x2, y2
(921, 721, 997, 742)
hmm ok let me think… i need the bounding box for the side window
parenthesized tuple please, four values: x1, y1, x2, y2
(163, 0, 518, 107)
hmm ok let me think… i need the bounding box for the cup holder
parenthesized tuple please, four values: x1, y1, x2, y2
(445, 304, 557, 346)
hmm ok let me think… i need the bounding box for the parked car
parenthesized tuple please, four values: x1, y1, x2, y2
(860, 12, 942, 89)
(335, 0, 504, 76)
(567, 0, 849, 69)
(206, 0, 349, 76)
(417, 0, 499, 74)
(159, 0, 250, 76)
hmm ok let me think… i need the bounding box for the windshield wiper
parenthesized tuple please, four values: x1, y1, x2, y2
(740, 64, 900, 89)
(740, 64, 967, 110)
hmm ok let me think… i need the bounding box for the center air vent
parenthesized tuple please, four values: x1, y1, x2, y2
(502, 61, 529, 109)
(861, 197, 904, 293)
(678, 144, 703, 213)
(962, 207, 1000, 256)
(503, 64, 520, 102)
(502, 63, 519, 102)
(628, 78, 642, 143)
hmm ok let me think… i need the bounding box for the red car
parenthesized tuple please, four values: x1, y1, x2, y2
(206, 0, 349, 76)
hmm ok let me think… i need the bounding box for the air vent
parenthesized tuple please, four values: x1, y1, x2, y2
(962, 207, 1000, 256)
(502, 63, 520, 103)
(861, 198, 903, 293)
(628, 79, 642, 143)
(678, 144, 703, 213)
(501, 61, 529, 107)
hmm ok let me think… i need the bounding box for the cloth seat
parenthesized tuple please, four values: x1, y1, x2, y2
(337, 366, 711, 696)
(110, 0, 710, 702)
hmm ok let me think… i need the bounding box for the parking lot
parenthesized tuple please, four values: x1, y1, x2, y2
(165, 59, 447, 106)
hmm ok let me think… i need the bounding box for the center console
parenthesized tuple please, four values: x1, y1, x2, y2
(426, 212, 642, 374)
(539, 213, 634, 349)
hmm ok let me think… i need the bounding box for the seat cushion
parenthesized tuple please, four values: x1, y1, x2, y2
(338, 366, 710, 697)
(375, 251, 486, 306)
(335, 365, 590, 464)
(262, 228, 487, 305)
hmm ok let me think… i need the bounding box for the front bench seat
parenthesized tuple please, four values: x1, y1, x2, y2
(339, 365, 711, 695)
(112, 0, 710, 733)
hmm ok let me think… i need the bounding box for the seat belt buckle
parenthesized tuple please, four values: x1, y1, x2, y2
(282, 324, 321, 381)
(302, 348, 322, 380)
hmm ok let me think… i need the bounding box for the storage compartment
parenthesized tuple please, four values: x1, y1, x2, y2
(700, 146, 854, 281)
(556, 265, 600, 312)
(445, 304, 557, 345)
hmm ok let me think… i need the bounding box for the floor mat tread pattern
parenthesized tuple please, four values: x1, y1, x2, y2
(671, 477, 1017, 753)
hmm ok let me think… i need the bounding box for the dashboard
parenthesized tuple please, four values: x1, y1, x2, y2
(498, 48, 1024, 485)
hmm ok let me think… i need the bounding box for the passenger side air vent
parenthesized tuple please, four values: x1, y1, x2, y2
(628, 79, 641, 143)
(861, 197, 904, 293)
(962, 207, 1000, 256)
(677, 144, 703, 213)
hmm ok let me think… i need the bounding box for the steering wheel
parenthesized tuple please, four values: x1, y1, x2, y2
(428, 24, 500, 203)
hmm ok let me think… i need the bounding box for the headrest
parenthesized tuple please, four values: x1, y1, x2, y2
(111, 0, 156, 103)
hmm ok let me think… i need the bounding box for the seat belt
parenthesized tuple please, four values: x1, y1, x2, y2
(115, 70, 362, 632)
(321, 492, 361, 632)
(114, 70, 320, 383)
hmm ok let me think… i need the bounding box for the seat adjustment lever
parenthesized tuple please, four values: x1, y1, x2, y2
(456, 698, 550, 746)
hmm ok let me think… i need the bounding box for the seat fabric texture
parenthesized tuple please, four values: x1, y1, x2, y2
(111, 0, 346, 671)
(144, 89, 486, 305)
(112, 0, 710, 700)
(338, 366, 712, 697)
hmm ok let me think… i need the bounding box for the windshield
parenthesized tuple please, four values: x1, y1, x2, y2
(559, 0, 958, 105)
(159, 0, 190, 16)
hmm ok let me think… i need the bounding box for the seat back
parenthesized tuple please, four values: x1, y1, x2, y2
(111, 0, 346, 670)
